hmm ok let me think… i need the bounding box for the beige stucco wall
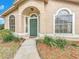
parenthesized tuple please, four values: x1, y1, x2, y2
(45, 0, 79, 35)
(4, 9, 19, 32)
(17, 0, 45, 34)
(4, 0, 79, 38)
(4, 0, 45, 35)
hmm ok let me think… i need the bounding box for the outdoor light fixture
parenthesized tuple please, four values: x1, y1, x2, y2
(31, 8, 34, 11)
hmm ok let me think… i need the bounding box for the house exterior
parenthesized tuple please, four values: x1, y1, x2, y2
(1, 0, 79, 40)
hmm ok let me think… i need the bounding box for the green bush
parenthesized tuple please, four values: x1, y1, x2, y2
(43, 36, 53, 47)
(0, 29, 18, 42)
(0, 24, 4, 30)
(71, 43, 79, 47)
(43, 36, 67, 49)
(55, 38, 67, 49)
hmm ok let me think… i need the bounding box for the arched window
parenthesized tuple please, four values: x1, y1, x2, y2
(9, 15, 15, 32)
(55, 9, 73, 33)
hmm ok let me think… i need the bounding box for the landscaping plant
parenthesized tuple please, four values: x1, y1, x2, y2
(54, 38, 67, 49)
(43, 36, 53, 47)
(0, 29, 19, 42)
(43, 36, 67, 49)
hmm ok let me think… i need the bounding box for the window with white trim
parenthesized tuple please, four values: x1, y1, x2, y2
(9, 15, 15, 32)
(55, 9, 73, 33)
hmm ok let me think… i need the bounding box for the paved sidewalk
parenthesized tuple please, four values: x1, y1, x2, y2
(14, 39, 41, 59)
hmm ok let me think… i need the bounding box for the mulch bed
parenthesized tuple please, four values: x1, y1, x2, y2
(37, 41, 79, 59)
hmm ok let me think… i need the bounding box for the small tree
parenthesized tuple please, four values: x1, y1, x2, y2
(0, 24, 4, 30)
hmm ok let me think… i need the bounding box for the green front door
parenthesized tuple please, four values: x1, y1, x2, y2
(30, 18, 37, 36)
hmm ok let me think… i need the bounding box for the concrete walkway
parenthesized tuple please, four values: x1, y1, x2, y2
(14, 39, 41, 59)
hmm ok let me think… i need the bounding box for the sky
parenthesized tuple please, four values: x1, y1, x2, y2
(0, 0, 15, 24)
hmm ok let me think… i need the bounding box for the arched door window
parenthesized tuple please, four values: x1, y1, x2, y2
(55, 9, 73, 33)
(30, 14, 37, 18)
(9, 15, 15, 32)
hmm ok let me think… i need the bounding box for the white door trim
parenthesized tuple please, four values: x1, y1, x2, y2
(28, 13, 39, 37)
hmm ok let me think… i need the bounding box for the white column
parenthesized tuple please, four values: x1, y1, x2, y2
(72, 13, 75, 35)
(17, 14, 23, 33)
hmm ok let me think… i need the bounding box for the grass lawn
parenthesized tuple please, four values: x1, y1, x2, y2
(37, 40, 79, 59)
(0, 40, 24, 59)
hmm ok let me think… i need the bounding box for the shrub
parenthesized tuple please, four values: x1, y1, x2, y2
(0, 29, 18, 42)
(55, 38, 67, 49)
(71, 43, 79, 47)
(12, 33, 22, 42)
(43, 36, 67, 49)
(43, 36, 53, 47)
(0, 24, 4, 30)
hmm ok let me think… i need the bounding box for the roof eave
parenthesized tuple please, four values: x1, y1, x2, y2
(55, 0, 79, 5)
(1, 0, 25, 17)
(1, 6, 17, 17)
(1, 0, 79, 17)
